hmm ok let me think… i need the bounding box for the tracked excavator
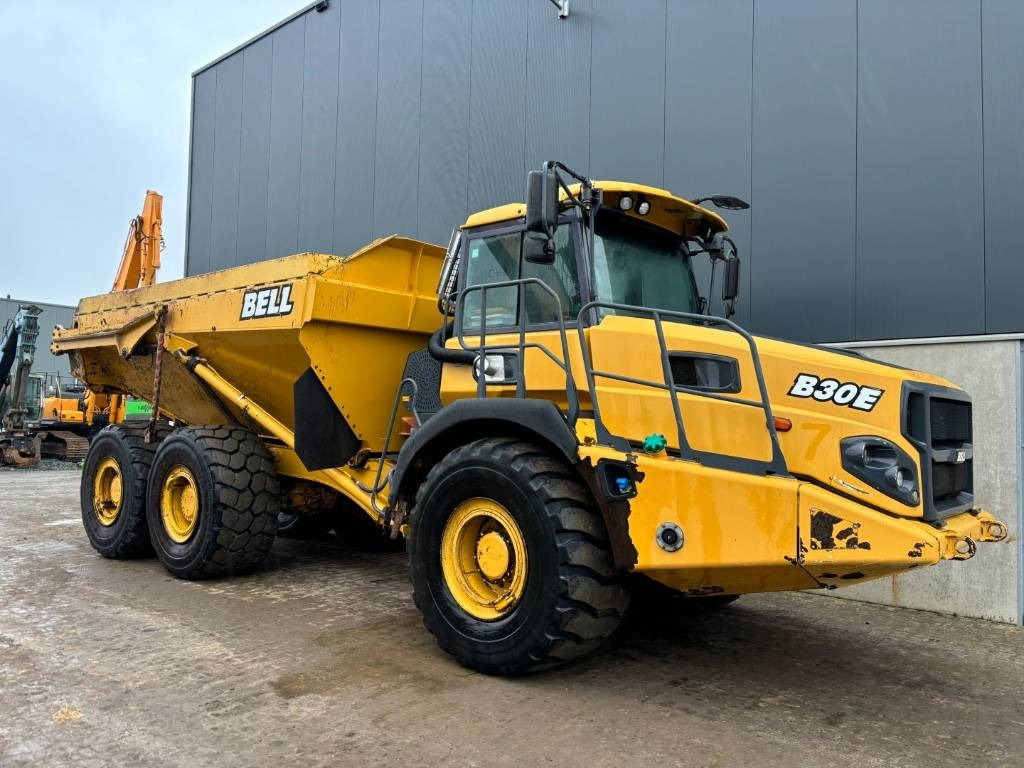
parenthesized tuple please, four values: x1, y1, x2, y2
(0, 305, 44, 465)
(54, 164, 1007, 674)
(39, 191, 164, 460)
(0, 191, 163, 466)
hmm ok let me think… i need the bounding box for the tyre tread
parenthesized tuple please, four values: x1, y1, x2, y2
(409, 436, 629, 674)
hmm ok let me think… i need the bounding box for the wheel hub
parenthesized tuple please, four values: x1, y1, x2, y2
(476, 531, 512, 580)
(92, 457, 123, 526)
(440, 498, 528, 621)
(161, 465, 200, 544)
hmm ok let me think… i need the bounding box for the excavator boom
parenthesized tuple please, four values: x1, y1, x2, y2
(112, 190, 163, 292)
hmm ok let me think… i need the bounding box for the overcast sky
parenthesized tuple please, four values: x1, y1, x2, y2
(0, 1, 304, 307)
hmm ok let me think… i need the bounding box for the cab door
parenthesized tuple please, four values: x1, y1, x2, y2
(442, 220, 589, 409)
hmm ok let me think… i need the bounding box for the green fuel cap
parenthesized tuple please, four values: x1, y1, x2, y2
(642, 433, 667, 454)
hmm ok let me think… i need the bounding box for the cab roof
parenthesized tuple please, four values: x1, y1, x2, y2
(461, 180, 729, 238)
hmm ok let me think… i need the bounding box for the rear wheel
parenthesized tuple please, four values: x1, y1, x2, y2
(408, 437, 629, 675)
(146, 426, 279, 579)
(80, 425, 159, 558)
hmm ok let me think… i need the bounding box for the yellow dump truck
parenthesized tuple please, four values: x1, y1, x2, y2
(53, 163, 1006, 674)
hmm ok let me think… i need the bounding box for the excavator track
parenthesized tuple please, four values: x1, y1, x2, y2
(39, 431, 91, 462)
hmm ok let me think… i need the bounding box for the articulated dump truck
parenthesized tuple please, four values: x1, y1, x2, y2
(53, 163, 1006, 674)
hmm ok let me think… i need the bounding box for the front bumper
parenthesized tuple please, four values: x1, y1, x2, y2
(933, 508, 1008, 560)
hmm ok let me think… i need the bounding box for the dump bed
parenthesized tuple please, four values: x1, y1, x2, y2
(53, 237, 445, 453)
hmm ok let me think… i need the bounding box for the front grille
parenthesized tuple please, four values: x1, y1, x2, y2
(903, 386, 973, 520)
(932, 459, 971, 501)
(930, 398, 971, 446)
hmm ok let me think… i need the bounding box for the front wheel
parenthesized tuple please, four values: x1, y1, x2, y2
(408, 437, 629, 675)
(146, 426, 279, 579)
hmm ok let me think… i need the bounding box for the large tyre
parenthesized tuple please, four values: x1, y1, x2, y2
(80, 425, 160, 558)
(408, 437, 629, 675)
(146, 426, 279, 579)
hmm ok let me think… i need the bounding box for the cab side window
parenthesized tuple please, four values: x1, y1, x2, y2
(464, 232, 521, 328)
(462, 224, 580, 331)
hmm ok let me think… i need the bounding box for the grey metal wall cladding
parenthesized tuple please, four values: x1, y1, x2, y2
(665, 0, 753, 328)
(210, 54, 243, 272)
(524, 0, 591, 175)
(419, 0, 472, 248)
(374, 0, 424, 238)
(237, 36, 273, 265)
(334, 0, 378, 254)
(856, 0, 985, 340)
(187, 0, 1024, 343)
(983, 0, 1024, 333)
(589, 0, 665, 187)
(467, 2, 528, 215)
(186, 69, 216, 276)
(266, 18, 305, 261)
(751, 0, 856, 341)
(298, 1, 341, 253)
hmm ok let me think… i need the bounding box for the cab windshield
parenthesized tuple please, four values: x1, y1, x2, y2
(591, 209, 699, 316)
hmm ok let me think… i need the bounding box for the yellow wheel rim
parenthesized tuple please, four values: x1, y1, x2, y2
(92, 457, 123, 526)
(161, 465, 200, 544)
(440, 498, 528, 621)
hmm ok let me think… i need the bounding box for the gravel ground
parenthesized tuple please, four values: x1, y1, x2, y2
(2, 469, 1024, 768)
(0, 458, 80, 472)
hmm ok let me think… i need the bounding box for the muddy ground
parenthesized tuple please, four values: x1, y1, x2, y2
(1, 470, 1022, 767)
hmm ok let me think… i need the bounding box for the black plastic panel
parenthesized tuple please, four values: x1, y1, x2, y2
(293, 368, 361, 472)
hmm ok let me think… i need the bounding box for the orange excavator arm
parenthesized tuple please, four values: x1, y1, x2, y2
(112, 190, 163, 291)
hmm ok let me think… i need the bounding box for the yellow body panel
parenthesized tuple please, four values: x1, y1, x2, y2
(54, 238, 445, 455)
(463, 181, 728, 237)
(54, 176, 1005, 606)
(580, 434, 1001, 596)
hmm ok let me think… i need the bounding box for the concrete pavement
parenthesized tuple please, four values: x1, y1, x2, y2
(2, 469, 1023, 767)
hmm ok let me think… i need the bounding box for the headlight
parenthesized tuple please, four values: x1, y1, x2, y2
(841, 436, 920, 507)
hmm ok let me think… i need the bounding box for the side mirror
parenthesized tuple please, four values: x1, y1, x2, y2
(526, 169, 558, 235)
(722, 257, 740, 302)
(524, 233, 555, 265)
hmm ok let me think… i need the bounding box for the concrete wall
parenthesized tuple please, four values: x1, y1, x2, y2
(0, 299, 74, 381)
(186, 0, 1024, 344)
(832, 339, 1021, 623)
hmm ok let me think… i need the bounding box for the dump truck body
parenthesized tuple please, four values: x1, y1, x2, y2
(54, 166, 1006, 674)
(60, 240, 444, 452)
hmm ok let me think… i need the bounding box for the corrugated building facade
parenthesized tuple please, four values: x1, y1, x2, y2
(185, 0, 1024, 623)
